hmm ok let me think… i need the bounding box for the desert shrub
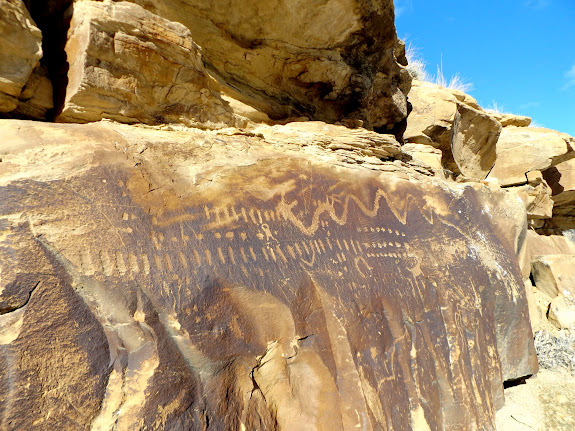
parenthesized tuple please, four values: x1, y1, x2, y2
(405, 43, 429, 82)
(484, 101, 505, 115)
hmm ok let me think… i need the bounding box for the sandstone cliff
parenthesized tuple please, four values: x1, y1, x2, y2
(1, 0, 574, 430)
(0, 119, 537, 430)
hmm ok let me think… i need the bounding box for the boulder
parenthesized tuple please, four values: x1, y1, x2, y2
(526, 230, 575, 256)
(404, 80, 459, 151)
(0, 0, 43, 113)
(401, 143, 444, 172)
(509, 172, 554, 223)
(548, 295, 575, 330)
(490, 113, 532, 128)
(522, 278, 549, 337)
(404, 80, 499, 176)
(448, 87, 481, 110)
(57, 1, 236, 128)
(539, 216, 575, 234)
(495, 369, 575, 430)
(0, 119, 537, 430)
(10, 65, 53, 120)
(520, 230, 575, 280)
(124, 0, 410, 130)
(544, 157, 575, 204)
(469, 184, 529, 266)
(531, 255, 575, 298)
(487, 127, 575, 186)
(252, 121, 404, 161)
(451, 102, 501, 180)
(541, 157, 575, 231)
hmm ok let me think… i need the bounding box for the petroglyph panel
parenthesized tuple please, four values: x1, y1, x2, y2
(0, 124, 537, 430)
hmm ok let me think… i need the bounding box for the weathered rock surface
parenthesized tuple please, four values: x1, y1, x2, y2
(548, 296, 575, 330)
(527, 230, 575, 256)
(404, 80, 460, 151)
(123, 0, 410, 130)
(487, 127, 575, 186)
(401, 143, 444, 172)
(448, 87, 481, 110)
(468, 184, 529, 267)
(522, 278, 543, 331)
(489, 112, 532, 128)
(451, 102, 501, 180)
(510, 172, 554, 223)
(404, 80, 499, 175)
(252, 121, 407, 163)
(0, 119, 537, 430)
(520, 230, 575, 280)
(0, 0, 43, 113)
(541, 158, 575, 231)
(544, 158, 575, 203)
(520, 231, 575, 333)
(9, 64, 54, 120)
(463, 184, 540, 382)
(531, 255, 575, 298)
(495, 368, 575, 431)
(57, 1, 236, 128)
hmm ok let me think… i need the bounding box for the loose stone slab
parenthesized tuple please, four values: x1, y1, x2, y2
(0, 0, 43, 113)
(57, 1, 235, 128)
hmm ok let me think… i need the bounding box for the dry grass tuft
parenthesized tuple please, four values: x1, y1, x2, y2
(404, 42, 472, 93)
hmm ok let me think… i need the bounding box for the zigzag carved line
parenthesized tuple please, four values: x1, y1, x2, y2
(277, 188, 437, 237)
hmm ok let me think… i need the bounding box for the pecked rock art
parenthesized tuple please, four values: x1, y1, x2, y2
(0, 120, 537, 430)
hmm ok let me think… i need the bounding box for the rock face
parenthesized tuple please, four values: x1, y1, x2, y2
(518, 230, 575, 335)
(451, 103, 501, 179)
(0, 119, 537, 430)
(9, 64, 54, 120)
(495, 369, 575, 431)
(526, 230, 575, 259)
(404, 80, 500, 175)
(548, 296, 575, 330)
(487, 127, 575, 186)
(56, 1, 235, 128)
(401, 143, 444, 172)
(541, 158, 575, 231)
(4, 0, 410, 129)
(490, 112, 532, 128)
(531, 255, 575, 298)
(404, 80, 461, 151)
(510, 172, 554, 225)
(252, 121, 407, 163)
(0, 0, 43, 113)
(124, 0, 411, 130)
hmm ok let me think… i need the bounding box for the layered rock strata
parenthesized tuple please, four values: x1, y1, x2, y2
(541, 158, 575, 231)
(2, 0, 411, 130)
(0, 0, 44, 114)
(0, 119, 537, 430)
(122, 0, 411, 130)
(487, 127, 575, 187)
(57, 1, 236, 128)
(489, 112, 532, 128)
(403, 80, 575, 236)
(450, 103, 501, 179)
(404, 80, 499, 176)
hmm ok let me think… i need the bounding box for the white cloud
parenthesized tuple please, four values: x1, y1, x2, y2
(394, 0, 413, 18)
(563, 63, 575, 91)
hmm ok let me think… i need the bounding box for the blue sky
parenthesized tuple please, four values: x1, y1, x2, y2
(394, 0, 575, 136)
